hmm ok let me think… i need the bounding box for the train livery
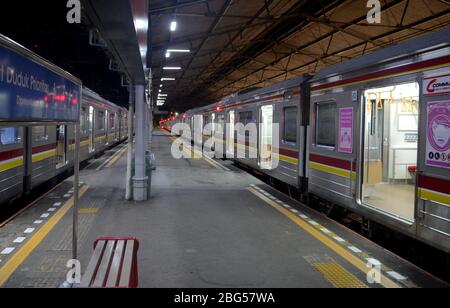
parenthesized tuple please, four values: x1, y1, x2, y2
(163, 27, 450, 253)
(0, 87, 128, 205)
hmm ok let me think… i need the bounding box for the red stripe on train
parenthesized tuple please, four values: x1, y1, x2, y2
(419, 175, 450, 195)
(310, 154, 355, 171)
(0, 149, 24, 161)
(312, 55, 450, 91)
(278, 148, 299, 159)
(32, 144, 57, 154)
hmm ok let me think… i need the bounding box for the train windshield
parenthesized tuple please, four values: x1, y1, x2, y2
(362, 82, 419, 222)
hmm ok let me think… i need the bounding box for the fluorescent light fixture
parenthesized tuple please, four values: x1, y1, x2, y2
(158, 94, 168, 97)
(161, 78, 176, 81)
(163, 67, 181, 70)
(140, 47, 147, 57)
(165, 52, 171, 58)
(160, 85, 163, 88)
(167, 49, 190, 53)
(159, 90, 162, 93)
(157, 103, 165, 106)
(170, 21, 177, 31)
(135, 18, 148, 31)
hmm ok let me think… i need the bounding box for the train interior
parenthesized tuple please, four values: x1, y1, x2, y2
(362, 82, 419, 221)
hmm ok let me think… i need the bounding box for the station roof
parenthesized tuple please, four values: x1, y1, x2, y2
(82, 0, 149, 86)
(150, 0, 450, 111)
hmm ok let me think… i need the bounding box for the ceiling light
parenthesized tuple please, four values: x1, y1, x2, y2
(158, 94, 168, 97)
(167, 49, 190, 53)
(160, 85, 163, 88)
(165, 52, 171, 58)
(161, 78, 176, 81)
(170, 21, 177, 32)
(135, 18, 148, 31)
(163, 67, 181, 70)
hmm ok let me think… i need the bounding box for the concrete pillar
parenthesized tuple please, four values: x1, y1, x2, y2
(125, 83, 134, 201)
(133, 84, 148, 201)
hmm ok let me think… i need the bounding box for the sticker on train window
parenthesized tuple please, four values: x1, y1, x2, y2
(426, 100, 450, 169)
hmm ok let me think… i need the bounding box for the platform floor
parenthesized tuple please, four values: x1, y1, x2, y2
(0, 130, 447, 288)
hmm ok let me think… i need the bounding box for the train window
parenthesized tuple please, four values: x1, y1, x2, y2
(80, 108, 87, 133)
(238, 111, 253, 125)
(110, 113, 115, 129)
(316, 102, 336, 148)
(33, 126, 49, 142)
(284, 107, 297, 143)
(98, 111, 105, 130)
(0, 127, 21, 145)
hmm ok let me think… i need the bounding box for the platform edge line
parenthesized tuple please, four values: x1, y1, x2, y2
(247, 187, 401, 289)
(0, 185, 89, 287)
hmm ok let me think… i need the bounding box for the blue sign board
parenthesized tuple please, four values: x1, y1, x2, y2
(0, 44, 81, 122)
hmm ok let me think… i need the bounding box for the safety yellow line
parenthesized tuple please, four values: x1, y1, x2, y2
(247, 187, 401, 288)
(106, 146, 128, 168)
(0, 185, 88, 287)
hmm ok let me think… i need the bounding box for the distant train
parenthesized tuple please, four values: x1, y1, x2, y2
(0, 87, 128, 205)
(162, 27, 450, 253)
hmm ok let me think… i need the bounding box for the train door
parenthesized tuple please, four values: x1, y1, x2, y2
(362, 82, 419, 222)
(259, 105, 274, 170)
(56, 125, 67, 169)
(227, 111, 235, 157)
(89, 106, 95, 153)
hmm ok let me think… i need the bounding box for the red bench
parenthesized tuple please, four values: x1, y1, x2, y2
(80, 237, 139, 288)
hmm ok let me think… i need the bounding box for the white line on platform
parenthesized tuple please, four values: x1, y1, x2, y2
(1, 248, 15, 255)
(34, 220, 43, 225)
(64, 194, 71, 198)
(53, 202, 62, 207)
(309, 221, 319, 226)
(348, 246, 362, 253)
(13, 237, 26, 244)
(366, 258, 382, 266)
(24, 228, 35, 234)
(299, 215, 308, 219)
(333, 236, 346, 243)
(48, 208, 56, 212)
(321, 228, 332, 234)
(387, 271, 407, 281)
(41, 213, 50, 218)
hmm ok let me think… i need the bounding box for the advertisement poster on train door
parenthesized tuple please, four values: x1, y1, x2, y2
(426, 100, 450, 169)
(338, 107, 353, 154)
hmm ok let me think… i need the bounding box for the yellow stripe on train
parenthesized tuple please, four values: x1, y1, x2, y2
(418, 188, 450, 207)
(309, 162, 356, 180)
(0, 158, 24, 173)
(32, 150, 56, 163)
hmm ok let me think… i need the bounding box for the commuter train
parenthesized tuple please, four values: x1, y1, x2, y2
(162, 27, 450, 253)
(0, 87, 128, 205)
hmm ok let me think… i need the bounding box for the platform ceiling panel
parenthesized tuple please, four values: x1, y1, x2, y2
(150, 0, 450, 110)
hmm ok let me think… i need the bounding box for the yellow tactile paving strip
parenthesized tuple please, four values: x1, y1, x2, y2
(313, 262, 368, 288)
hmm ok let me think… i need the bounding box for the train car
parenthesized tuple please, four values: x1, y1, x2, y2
(0, 87, 128, 206)
(176, 27, 450, 253)
(309, 27, 450, 253)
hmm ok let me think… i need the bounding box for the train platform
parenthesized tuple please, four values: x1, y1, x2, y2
(0, 130, 447, 288)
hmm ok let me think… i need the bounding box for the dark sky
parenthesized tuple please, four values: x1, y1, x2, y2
(0, 1, 129, 107)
